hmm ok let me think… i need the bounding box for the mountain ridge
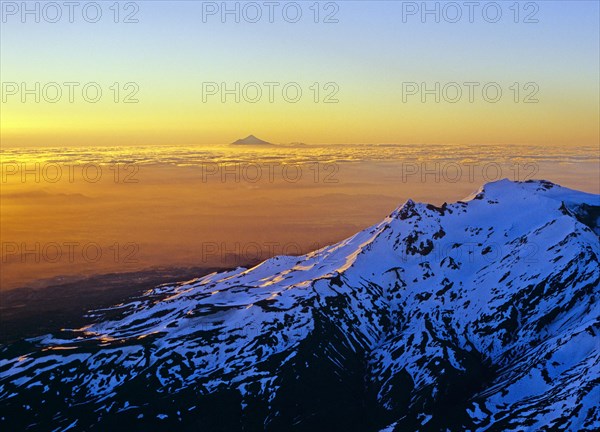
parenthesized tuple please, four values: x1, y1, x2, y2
(1, 179, 598, 431)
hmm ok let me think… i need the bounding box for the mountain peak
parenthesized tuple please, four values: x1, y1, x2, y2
(231, 135, 273, 146)
(461, 179, 597, 207)
(389, 198, 420, 220)
(1, 180, 598, 431)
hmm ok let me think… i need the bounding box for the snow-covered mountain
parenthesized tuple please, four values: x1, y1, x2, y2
(1, 180, 598, 431)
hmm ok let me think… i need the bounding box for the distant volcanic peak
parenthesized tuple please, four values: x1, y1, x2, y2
(231, 135, 273, 146)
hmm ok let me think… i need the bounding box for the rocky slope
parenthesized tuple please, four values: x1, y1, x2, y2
(1, 180, 598, 431)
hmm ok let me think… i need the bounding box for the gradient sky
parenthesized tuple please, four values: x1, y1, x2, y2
(1, 0, 599, 146)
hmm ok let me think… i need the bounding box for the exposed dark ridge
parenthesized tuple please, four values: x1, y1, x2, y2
(566, 203, 600, 235)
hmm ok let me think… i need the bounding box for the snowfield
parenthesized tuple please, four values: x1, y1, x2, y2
(1, 179, 598, 431)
